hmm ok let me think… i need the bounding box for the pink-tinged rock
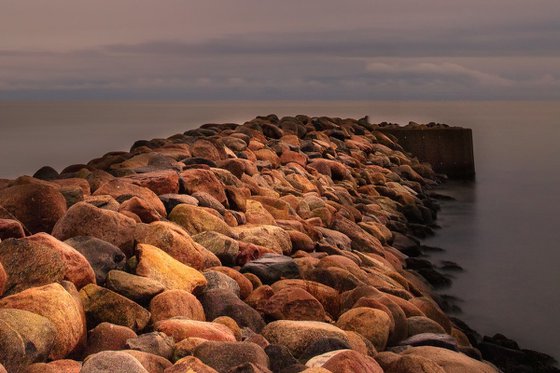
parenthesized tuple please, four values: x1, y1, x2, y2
(0, 283, 85, 360)
(94, 179, 166, 217)
(264, 287, 327, 322)
(82, 350, 149, 373)
(306, 350, 383, 373)
(84, 322, 138, 356)
(0, 262, 6, 296)
(0, 218, 25, 240)
(25, 359, 82, 373)
(401, 346, 499, 372)
(335, 307, 392, 351)
(52, 202, 137, 256)
(120, 197, 164, 223)
(123, 170, 180, 195)
(135, 244, 208, 293)
(154, 319, 236, 342)
(209, 266, 254, 299)
(0, 182, 67, 234)
(270, 280, 340, 319)
(135, 221, 220, 271)
(166, 356, 219, 373)
(180, 169, 227, 204)
(150, 289, 206, 323)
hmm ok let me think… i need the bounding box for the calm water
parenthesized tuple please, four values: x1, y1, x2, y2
(1, 101, 559, 359)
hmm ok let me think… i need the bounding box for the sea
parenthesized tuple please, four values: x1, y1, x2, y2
(1, 100, 559, 360)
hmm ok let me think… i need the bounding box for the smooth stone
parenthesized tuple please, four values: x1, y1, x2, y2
(407, 316, 447, 337)
(233, 225, 292, 255)
(398, 333, 458, 351)
(261, 320, 350, 358)
(204, 270, 241, 297)
(207, 266, 253, 299)
(159, 194, 199, 214)
(65, 236, 127, 284)
(52, 202, 137, 255)
(166, 356, 219, 373)
(240, 254, 300, 285)
(0, 218, 25, 240)
(192, 191, 226, 215)
(306, 349, 383, 373)
(180, 169, 227, 204)
(82, 350, 149, 373)
(154, 318, 236, 342)
(270, 279, 340, 319)
(193, 231, 240, 265)
(93, 179, 166, 217)
(126, 332, 175, 360)
(119, 196, 164, 223)
(0, 283, 84, 360)
(200, 289, 266, 332)
(225, 362, 272, 373)
(135, 221, 220, 271)
(80, 283, 151, 332)
(384, 354, 446, 373)
(0, 309, 56, 372)
(193, 341, 269, 373)
(298, 337, 352, 363)
(169, 204, 236, 238)
(105, 270, 165, 304)
(123, 170, 181, 195)
(122, 349, 173, 373)
(409, 297, 452, 333)
(336, 307, 391, 351)
(263, 287, 327, 322)
(135, 243, 207, 294)
(0, 182, 67, 234)
(25, 359, 82, 373)
(84, 322, 138, 356)
(400, 346, 499, 372)
(265, 344, 300, 373)
(149, 289, 206, 323)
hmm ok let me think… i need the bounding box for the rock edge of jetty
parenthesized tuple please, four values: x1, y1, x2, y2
(0, 115, 556, 373)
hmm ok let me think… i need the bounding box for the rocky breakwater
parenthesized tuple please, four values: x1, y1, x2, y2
(0, 114, 547, 372)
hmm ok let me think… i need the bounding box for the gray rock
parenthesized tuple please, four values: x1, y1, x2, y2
(82, 351, 149, 373)
(105, 270, 165, 304)
(125, 332, 175, 360)
(203, 270, 241, 296)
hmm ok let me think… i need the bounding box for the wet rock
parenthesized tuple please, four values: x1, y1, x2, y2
(0, 309, 56, 372)
(80, 283, 151, 332)
(154, 319, 236, 342)
(105, 270, 165, 304)
(52, 202, 137, 255)
(82, 350, 149, 373)
(0, 182, 67, 234)
(336, 307, 391, 351)
(84, 322, 138, 356)
(263, 287, 327, 322)
(169, 204, 236, 238)
(306, 349, 384, 373)
(0, 283, 84, 359)
(240, 254, 300, 284)
(192, 341, 269, 372)
(149, 289, 206, 323)
(204, 270, 241, 296)
(135, 243, 207, 293)
(135, 221, 220, 271)
(64, 236, 127, 284)
(201, 289, 266, 332)
(261, 320, 350, 358)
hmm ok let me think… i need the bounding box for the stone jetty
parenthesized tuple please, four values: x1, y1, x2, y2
(0, 115, 554, 372)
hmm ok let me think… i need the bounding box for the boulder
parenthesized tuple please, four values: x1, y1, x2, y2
(265, 344, 300, 373)
(193, 341, 269, 373)
(398, 333, 458, 351)
(261, 320, 350, 358)
(263, 287, 327, 322)
(149, 289, 206, 323)
(64, 236, 127, 284)
(240, 255, 300, 285)
(106, 270, 165, 304)
(400, 346, 499, 372)
(409, 297, 452, 333)
(0, 182, 67, 234)
(52, 202, 137, 255)
(135, 244, 207, 293)
(80, 284, 151, 332)
(407, 316, 447, 337)
(298, 337, 352, 362)
(330, 216, 384, 254)
(0, 218, 25, 240)
(166, 356, 219, 373)
(93, 179, 166, 217)
(0, 309, 56, 372)
(154, 319, 236, 342)
(192, 191, 226, 215)
(135, 221, 220, 271)
(119, 196, 164, 223)
(336, 307, 391, 351)
(193, 231, 240, 265)
(208, 266, 253, 299)
(159, 194, 199, 214)
(200, 289, 265, 332)
(122, 349, 173, 373)
(123, 170, 180, 195)
(233, 225, 292, 255)
(126, 332, 175, 360)
(84, 322, 138, 356)
(25, 359, 82, 373)
(384, 354, 446, 373)
(82, 350, 149, 373)
(180, 169, 227, 204)
(306, 349, 383, 373)
(204, 270, 241, 297)
(270, 280, 340, 319)
(169, 204, 236, 238)
(0, 283, 84, 359)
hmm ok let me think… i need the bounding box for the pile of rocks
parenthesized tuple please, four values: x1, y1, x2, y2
(0, 115, 501, 372)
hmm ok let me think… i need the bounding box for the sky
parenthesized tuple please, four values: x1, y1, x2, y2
(1, 0, 559, 100)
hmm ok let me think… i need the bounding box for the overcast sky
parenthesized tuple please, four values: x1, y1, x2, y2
(1, 0, 559, 100)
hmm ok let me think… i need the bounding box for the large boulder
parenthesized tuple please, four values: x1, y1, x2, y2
(336, 307, 392, 351)
(232, 225, 292, 255)
(135, 221, 220, 270)
(270, 280, 340, 319)
(52, 202, 137, 255)
(82, 351, 149, 373)
(135, 244, 207, 293)
(169, 204, 236, 237)
(193, 341, 270, 373)
(0, 309, 57, 372)
(149, 289, 206, 323)
(181, 169, 227, 204)
(0, 182, 67, 234)
(263, 287, 327, 322)
(0, 283, 84, 359)
(79, 284, 151, 332)
(261, 320, 350, 358)
(64, 236, 127, 284)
